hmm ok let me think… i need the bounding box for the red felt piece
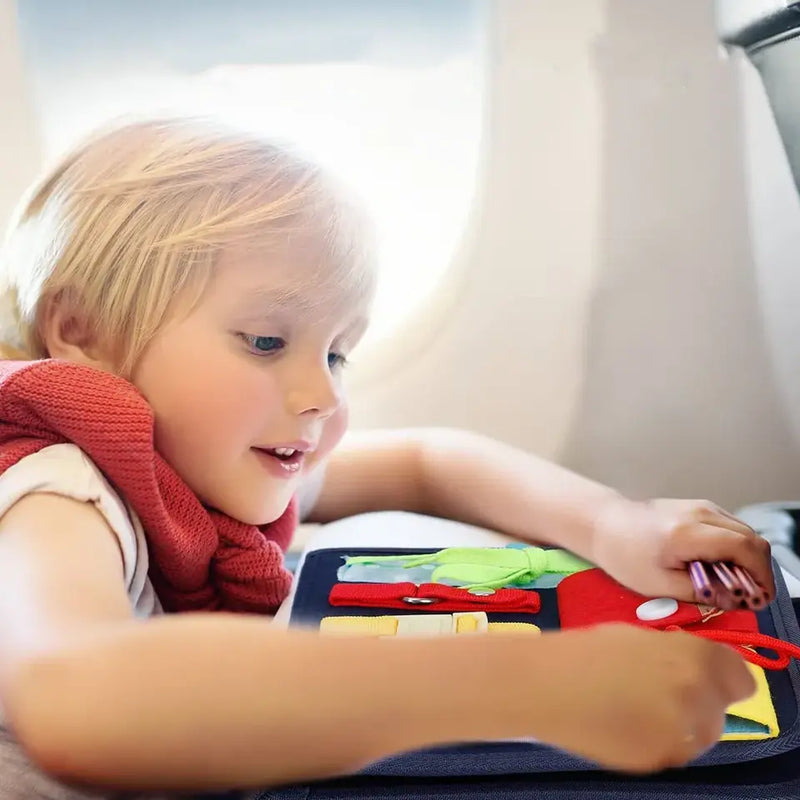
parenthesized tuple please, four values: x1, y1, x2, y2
(557, 568, 758, 633)
(329, 582, 541, 613)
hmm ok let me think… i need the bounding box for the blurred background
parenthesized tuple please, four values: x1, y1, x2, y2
(2, 0, 798, 510)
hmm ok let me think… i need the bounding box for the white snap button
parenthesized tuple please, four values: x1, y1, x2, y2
(635, 597, 679, 622)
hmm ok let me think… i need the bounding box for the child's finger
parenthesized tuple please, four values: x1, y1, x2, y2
(695, 502, 758, 539)
(670, 523, 774, 601)
(690, 562, 742, 611)
(710, 585, 749, 612)
(657, 569, 700, 604)
(664, 567, 751, 611)
(685, 505, 775, 605)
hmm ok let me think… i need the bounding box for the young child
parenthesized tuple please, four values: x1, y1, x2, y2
(0, 117, 773, 797)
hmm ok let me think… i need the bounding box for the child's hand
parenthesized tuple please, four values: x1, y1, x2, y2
(543, 624, 755, 772)
(590, 498, 774, 609)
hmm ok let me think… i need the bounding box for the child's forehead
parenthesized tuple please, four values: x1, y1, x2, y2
(210, 244, 373, 324)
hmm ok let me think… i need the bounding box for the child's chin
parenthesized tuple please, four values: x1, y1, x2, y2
(205, 494, 292, 527)
(236, 498, 293, 527)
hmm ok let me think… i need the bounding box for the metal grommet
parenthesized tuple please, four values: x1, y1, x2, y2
(467, 589, 495, 596)
(402, 596, 437, 605)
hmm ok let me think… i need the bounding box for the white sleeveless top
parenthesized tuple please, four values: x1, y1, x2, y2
(0, 442, 323, 800)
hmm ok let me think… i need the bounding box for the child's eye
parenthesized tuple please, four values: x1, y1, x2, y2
(328, 352, 348, 370)
(241, 334, 285, 355)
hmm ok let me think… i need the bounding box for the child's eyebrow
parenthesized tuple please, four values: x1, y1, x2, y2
(236, 285, 316, 317)
(234, 287, 368, 333)
(341, 315, 370, 341)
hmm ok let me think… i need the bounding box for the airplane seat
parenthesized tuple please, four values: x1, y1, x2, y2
(715, 0, 800, 584)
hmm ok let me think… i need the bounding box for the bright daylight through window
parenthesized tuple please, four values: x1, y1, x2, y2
(17, 0, 486, 351)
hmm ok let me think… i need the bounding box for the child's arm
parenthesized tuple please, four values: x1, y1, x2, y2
(308, 428, 619, 551)
(0, 493, 753, 791)
(307, 428, 774, 605)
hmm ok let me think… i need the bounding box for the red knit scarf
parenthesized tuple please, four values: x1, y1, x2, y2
(0, 359, 296, 614)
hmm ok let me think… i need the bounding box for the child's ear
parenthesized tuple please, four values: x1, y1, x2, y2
(40, 292, 114, 371)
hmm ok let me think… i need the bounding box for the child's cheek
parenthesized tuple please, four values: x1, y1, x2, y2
(317, 403, 349, 461)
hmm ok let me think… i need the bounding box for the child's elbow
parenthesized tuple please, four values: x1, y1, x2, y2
(3, 653, 102, 786)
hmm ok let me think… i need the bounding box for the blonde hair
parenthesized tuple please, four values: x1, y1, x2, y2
(0, 116, 373, 374)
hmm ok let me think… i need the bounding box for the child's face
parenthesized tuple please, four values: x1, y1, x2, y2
(130, 244, 370, 525)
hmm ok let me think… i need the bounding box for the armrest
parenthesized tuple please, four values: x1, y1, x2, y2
(715, 1, 800, 193)
(716, 0, 800, 51)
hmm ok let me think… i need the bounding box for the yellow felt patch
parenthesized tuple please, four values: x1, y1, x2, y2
(487, 622, 541, 635)
(721, 663, 779, 741)
(320, 613, 541, 637)
(319, 616, 398, 636)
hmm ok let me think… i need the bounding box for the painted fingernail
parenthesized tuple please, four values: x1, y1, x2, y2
(739, 599, 748, 610)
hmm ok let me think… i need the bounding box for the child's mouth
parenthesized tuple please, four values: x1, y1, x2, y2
(253, 447, 305, 475)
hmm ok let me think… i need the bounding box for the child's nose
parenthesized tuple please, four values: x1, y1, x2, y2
(285, 365, 341, 418)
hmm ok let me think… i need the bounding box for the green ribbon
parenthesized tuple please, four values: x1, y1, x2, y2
(343, 546, 592, 591)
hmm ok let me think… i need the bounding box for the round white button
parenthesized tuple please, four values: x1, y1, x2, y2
(635, 597, 679, 622)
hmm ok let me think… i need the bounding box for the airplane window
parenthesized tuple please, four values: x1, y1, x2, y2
(16, 0, 487, 350)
